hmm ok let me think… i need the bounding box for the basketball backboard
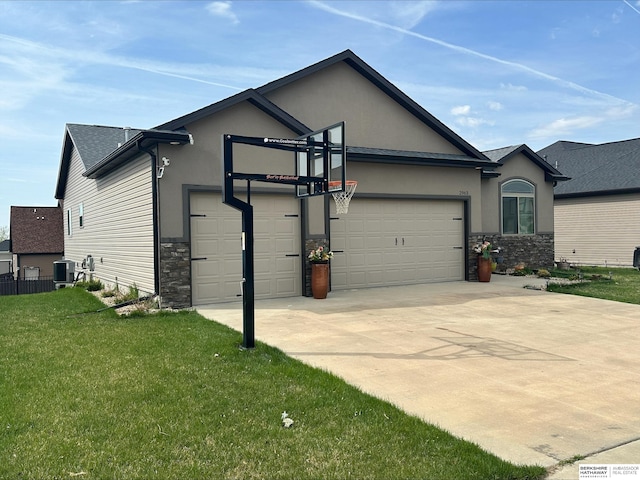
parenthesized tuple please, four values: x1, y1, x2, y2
(295, 122, 345, 197)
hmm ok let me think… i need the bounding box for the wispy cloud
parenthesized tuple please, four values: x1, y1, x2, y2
(450, 104, 493, 129)
(308, 0, 635, 107)
(388, 1, 438, 29)
(0, 32, 248, 96)
(451, 105, 471, 116)
(206, 1, 240, 25)
(528, 104, 638, 140)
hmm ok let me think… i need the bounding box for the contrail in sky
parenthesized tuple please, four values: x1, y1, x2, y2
(623, 0, 640, 15)
(308, 0, 635, 106)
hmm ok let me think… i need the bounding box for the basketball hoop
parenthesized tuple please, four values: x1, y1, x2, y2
(328, 180, 357, 214)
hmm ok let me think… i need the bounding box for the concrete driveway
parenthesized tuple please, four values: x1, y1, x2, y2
(197, 275, 640, 476)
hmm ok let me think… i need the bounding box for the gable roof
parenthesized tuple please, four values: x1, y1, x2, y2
(10, 206, 64, 254)
(258, 50, 488, 160)
(538, 138, 640, 197)
(55, 124, 192, 199)
(67, 124, 144, 170)
(157, 49, 488, 162)
(482, 144, 569, 182)
(156, 88, 312, 135)
(0, 239, 10, 252)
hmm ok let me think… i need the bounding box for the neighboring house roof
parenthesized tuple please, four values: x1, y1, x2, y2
(0, 239, 10, 252)
(55, 125, 192, 199)
(10, 206, 64, 254)
(482, 144, 569, 182)
(157, 49, 489, 162)
(538, 138, 640, 198)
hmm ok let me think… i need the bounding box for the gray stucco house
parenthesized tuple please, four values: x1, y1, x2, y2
(55, 50, 565, 307)
(539, 138, 640, 267)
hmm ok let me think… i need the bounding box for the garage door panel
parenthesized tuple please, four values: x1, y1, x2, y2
(331, 199, 464, 290)
(191, 192, 300, 305)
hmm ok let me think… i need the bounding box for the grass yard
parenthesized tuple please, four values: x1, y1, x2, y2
(547, 266, 640, 304)
(0, 288, 545, 479)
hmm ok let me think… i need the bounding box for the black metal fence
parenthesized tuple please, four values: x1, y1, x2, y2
(0, 275, 56, 296)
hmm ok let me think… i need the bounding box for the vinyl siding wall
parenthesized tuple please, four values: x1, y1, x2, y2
(63, 145, 155, 294)
(554, 194, 640, 266)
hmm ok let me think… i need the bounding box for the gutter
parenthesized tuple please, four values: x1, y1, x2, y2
(138, 143, 162, 305)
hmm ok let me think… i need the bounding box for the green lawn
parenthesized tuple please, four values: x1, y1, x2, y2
(547, 266, 640, 304)
(0, 288, 545, 479)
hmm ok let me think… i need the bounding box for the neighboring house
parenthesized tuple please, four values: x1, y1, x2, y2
(9, 206, 64, 278)
(0, 239, 12, 276)
(55, 50, 564, 308)
(539, 138, 640, 267)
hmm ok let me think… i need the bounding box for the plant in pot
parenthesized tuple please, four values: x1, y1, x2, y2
(473, 240, 494, 282)
(308, 246, 333, 299)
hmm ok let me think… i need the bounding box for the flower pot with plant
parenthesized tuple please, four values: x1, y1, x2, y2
(473, 241, 495, 282)
(308, 246, 333, 299)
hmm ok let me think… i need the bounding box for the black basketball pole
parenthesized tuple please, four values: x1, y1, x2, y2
(241, 195, 255, 349)
(222, 127, 343, 349)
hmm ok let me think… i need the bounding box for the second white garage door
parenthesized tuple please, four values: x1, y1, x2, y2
(190, 192, 301, 305)
(330, 198, 465, 289)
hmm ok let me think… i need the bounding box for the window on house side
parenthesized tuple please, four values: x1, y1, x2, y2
(67, 208, 72, 236)
(79, 203, 84, 228)
(502, 179, 535, 235)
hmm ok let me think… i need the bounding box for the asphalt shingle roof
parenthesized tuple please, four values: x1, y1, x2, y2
(538, 138, 640, 197)
(10, 206, 64, 254)
(66, 124, 143, 170)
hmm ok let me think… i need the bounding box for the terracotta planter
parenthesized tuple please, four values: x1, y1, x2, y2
(477, 256, 492, 282)
(311, 262, 329, 299)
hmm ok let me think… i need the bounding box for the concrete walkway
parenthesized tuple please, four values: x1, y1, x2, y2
(197, 275, 640, 477)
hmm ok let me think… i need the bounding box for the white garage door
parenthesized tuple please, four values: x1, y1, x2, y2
(190, 192, 301, 305)
(330, 198, 465, 290)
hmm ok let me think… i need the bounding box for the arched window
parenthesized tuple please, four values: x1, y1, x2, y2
(502, 179, 535, 235)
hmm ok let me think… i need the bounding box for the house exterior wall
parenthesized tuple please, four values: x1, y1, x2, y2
(346, 161, 481, 229)
(63, 144, 155, 294)
(263, 62, 465, 155)
(554, 193, 640, 266)
(157, 102, 299, 240)
(481, 153, 554, 234)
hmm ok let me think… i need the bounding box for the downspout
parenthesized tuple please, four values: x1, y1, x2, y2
(139, 142, 162, 307)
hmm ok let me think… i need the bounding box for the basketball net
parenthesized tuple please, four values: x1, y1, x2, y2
(329, 180, 357, 214)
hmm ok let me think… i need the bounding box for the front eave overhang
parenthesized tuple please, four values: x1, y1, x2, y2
(481, 169, 501, 178)
(347, 146, 495, 169)
(546, 172, 571, 182)
(83, 130, 191, 179)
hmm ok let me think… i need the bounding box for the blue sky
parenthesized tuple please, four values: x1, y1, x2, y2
(1, 0, 639, 229)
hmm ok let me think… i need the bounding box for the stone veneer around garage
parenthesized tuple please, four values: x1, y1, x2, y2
(468, 233, 554, 280)
(160, 241, 191, 308)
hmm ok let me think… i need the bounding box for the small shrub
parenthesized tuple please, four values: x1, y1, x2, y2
(537, 269, 551, 278)
(512, 267, 533, 276)
(119, 283, 139, 302)
(76, 279, 103, 291)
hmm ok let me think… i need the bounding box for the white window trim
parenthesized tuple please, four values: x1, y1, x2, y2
(501, 179, 535, 235)
(78, 203, 84, 229)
